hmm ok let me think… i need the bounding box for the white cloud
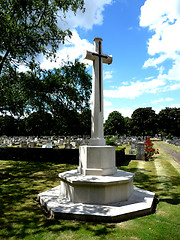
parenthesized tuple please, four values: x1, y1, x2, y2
(40, 30, 94, 70)
(40, 0, 113, 70)
(104, 71, 113, 80)
(121, 81, 129, 85)
(140, 0, 180, 82)
(63, 0, 113, 30)
(145, 76, 154, 80)
(167, 83, 180, 91)
(104, 107, 134, 120)
(17, 64, 30, 72)
(104, 99, 112, 107)
(104, 78, 166, 99)
(151, 98, 174, 104)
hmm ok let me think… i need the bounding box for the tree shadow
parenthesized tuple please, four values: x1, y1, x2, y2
(0, 159, 179, 239)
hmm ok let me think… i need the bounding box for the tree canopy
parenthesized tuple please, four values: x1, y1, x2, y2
(0, 60, 91, 117)
(158, 107, 180, 136)
(0, 0, 85, 74)
(104, 111, 125, 136)
(129, 107, 157, 136)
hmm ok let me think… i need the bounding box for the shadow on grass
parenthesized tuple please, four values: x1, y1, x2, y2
(0, 160, 179, 239)
(0, 160, 116, 239)
(119, 165, 180, 206)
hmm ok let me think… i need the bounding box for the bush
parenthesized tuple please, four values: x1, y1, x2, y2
(145, 138, 159, 161)
(0, 147, 79, 164)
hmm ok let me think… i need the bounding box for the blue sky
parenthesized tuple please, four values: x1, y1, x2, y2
(20, 0, 180, 120)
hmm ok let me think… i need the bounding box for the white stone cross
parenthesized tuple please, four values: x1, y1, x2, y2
(84, 38, 112, 146)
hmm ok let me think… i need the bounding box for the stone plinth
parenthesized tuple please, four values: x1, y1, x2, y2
(59, 169, 134, 204)
(78, 145, 117, 176)
(38, 186, 156, 222)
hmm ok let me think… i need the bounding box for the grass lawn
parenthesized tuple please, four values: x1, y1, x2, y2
(160, 141, 180, 153)
(0, 141, 180, 240)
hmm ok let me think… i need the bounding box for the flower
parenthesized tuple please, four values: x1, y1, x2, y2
(145, 138, 159, 161)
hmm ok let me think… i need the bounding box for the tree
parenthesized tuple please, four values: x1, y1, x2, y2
(130, 107, 157, 136)
(78, 109, 91, 135)
(44, 60, 91, 115)
(124, 116, 131, 136)
(0, 0, 85, 74)
(0, 60, 91, 117)
(104, 111, 125, 136)
(158, 107, 180, 136)
(0, 70, 28, 116)
(25, 111, 54, 136)
(0, 115, 18, 136)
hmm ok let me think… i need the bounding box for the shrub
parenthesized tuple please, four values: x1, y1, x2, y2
(145, 138, 159, 161)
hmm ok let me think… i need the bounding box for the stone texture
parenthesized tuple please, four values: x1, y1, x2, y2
(38, 186, 156, 222)
(78, 145, 117, 176)
(59, 169, 134, 204)
(84, 38, 112, 146)
(136, 142, 145, 160)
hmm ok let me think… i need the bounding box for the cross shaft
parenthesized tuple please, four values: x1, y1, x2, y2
(84, 38, 112, 146)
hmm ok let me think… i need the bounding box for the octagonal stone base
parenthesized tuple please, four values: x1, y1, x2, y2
(37, 186, 156, 222)
(59, 169, 134, 204)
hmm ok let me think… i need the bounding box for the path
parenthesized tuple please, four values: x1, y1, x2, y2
(155, 141, 180, 164)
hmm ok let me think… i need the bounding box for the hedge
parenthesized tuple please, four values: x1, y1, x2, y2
(0, 147, 126, 166)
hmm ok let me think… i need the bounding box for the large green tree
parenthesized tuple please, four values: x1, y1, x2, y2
(0, 69, 27, 116)
(43, 60, 91, 115)
(25, 111, 54, 136)
(104, 111, 125, 136)
(0, 60, 91, 117)
(130, 107, 157, 136)
(158, 107, 180, 136)
(0, 0, 84, 74)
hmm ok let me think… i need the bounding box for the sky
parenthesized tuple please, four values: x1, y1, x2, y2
(20, 0, 180, 120)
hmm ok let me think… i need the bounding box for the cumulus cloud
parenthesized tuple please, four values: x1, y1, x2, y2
(104, 71, 113, 80)
(104, 107, 134, 120)
(40, 30, 94, 70)
(104, 78, 166, 99)
(104, 99, 112, 107)
(140, 0, 180, 82)
(39, 0, 113, 70)
(63, 0, 113, 30)
(151, 98, 174, 104)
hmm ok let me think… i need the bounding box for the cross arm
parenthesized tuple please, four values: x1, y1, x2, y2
(83, 50, 113, 65)
(83, 50, 96, 61)
(102, 54, 113, 65)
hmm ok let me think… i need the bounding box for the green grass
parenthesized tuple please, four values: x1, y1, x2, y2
(160, 141, 180, 153)
(0, 142, 180, 240)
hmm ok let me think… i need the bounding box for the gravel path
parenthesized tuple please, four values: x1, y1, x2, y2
(155, 141, 180, 164)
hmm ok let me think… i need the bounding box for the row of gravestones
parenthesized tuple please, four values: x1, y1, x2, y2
(162, 137, 180, 147)
(115, 136, 146, 154)
(0, 136, 90, 149)
(0, 135, 147, 160)
(0, 135, 145, 150)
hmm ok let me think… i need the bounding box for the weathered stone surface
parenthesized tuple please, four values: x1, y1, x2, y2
(38, 186, 155, 222)
(59, 169, 134, 204)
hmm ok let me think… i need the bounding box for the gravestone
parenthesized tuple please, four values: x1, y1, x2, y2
(46, 140, 52, 148)
(21, 141, 27, 148)
(29, 142, 35, 148)
(38, 38, 155, 222)
(136, 142, 145, 160)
